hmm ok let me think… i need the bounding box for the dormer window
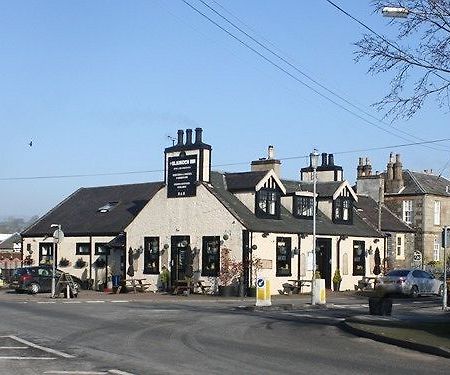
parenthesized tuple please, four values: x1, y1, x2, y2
(293, 196, 314, 219)
(256, 188, 280, 219)
(97, 201, 119, 213)
(333, 197, 353, 224)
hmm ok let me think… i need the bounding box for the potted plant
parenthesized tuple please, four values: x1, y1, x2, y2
(218, 248, 242, 297)
(332, 269, 342, 292)
(59, 257, 70, 267)
(23, 255, 34, 266)
(74, 258, 87, 268)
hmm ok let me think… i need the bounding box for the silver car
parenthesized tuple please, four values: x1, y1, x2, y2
(375, 269, 443, 297)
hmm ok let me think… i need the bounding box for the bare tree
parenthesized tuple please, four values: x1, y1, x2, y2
(355, 0, 450, 120)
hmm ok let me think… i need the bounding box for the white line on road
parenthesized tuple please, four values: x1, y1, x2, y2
(0, 356, 56, 360)
(109, 370, 136, 375)
(63, 301, 82, 304)
(37, 301, 56, 304)
(110, 300, 130, 303)
(8, 335, 75, 358)
(85, 300, 106, 303)
(44, 371, 107, 374)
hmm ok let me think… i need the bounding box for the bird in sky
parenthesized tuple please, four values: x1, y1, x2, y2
(28, 141, 32, 147)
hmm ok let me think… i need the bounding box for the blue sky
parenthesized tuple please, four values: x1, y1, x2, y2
(1, 0, 449, 218)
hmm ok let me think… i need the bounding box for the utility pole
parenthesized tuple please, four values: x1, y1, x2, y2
(442, 226, 449, 311)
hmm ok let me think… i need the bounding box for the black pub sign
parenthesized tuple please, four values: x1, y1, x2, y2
(167, 154, 198, 198)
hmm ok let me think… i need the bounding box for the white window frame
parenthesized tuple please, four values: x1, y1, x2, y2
(395, 234, 405, 260)
(434, 201, 441, 225)
(433, 237, 440, 261)
(402, 200, 413, 224)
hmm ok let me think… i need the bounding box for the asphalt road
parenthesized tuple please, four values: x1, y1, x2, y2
(0, 296, 448, 375)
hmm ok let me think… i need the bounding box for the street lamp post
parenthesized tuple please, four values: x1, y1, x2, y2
(310, 149, 320, 305)
(382, 6, 410, 18)
(50, 224, 64, 298)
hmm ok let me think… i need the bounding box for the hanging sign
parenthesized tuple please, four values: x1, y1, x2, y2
(256, 276, 271, 307)
(167, 155, 198, 198)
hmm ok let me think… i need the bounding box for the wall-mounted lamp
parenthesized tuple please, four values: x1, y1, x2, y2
(299, 233, 307, 239)
(339, 234, 348, 241)
(251, 244, 258, 251)
(374, 238, 380, 243)
(292, 248, 299, 255)
(262, 232, 269, 238)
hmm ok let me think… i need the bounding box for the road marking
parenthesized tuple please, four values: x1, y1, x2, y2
(0, 346, 28, 349)
(85, 300, 106, 304)
(0, 356, 56, 360)
(108, 370, 136, 375)
(44, 372, 107, 374)
(110, 300, 129, 303)
(63, 301, 82, 304)
(37, 301, 56, 304)
(8, 335, 75, 358)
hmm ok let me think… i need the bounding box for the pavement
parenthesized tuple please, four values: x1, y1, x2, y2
(2, 287, 450, 358)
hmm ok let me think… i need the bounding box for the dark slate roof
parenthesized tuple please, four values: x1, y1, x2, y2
(208, 171, 382, 237)
(283, 179, 343, 198)
(22, 182, 165, 237)
(355, 195, 414, 233)
(0, 233, 21, 249)
(224, 171, 268, 191)
(401, 170, 450, 196)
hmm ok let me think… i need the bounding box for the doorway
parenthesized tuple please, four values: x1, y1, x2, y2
(170, 236, 191, 285)
(316, 238, 332, 289)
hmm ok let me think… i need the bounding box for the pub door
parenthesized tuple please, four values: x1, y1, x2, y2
(170, 236, 190, 285)
(316, 238, 332, 289)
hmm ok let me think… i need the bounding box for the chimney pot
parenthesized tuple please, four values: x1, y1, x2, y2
(177, 130, 184, 146)
(185, 129, 193, 145)
(328, 154, 334, 166)
(321, 153, 328, 166)
(194, 127, 203, 144)
(268, 145, 274, 160)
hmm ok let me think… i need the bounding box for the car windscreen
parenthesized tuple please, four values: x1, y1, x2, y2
(13, 268, 28, 276)
(386, 270, 410, 277)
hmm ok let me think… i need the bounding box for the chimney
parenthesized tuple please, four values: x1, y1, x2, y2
(251, 145, 281, 177)
(357, 157, 364, 178)
(386, 153, 394, 181)
(363, 157, 372, 176)
(185, 129, 193, 145)
(194, 127, 203, 144)
(177, 129, 184, 146)
(321, 153, 328, 167)
(328, 154, 334, 166)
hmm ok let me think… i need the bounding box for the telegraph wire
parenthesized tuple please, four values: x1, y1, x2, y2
(1, 137, 449, 181)
(181, 0, 449, 153)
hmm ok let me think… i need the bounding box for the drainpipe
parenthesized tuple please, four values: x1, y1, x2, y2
(89, 236, 93, 285)
(297, 234, 302, 281)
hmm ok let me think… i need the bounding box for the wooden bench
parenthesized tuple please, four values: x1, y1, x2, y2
(116, 278, 152, 294)
(279, 279, 312, 295)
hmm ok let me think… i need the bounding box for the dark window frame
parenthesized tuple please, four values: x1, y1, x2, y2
(276, 237, 292, 277)
(293, 196, 314, 219)
(94, 243, 109, 255)
(76, 243, 90, 255)
(143, 237, 160, 274)
(201, 236, 220, 277)
(38, 243, 54, 265)
(333, 197, 353, 224)
(352, 241, 365, 276)
(255, 188, 281, 219)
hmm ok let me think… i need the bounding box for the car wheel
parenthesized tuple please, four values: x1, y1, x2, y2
(72, 282, 81, 291)
(410, 285, 419, 298)
(28, 283, 40, 294)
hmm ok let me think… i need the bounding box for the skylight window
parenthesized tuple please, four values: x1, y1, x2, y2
(97, 201, 119, 213)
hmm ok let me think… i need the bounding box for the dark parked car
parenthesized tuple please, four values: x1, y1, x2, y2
(10, 266, 82, 294)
